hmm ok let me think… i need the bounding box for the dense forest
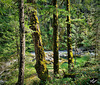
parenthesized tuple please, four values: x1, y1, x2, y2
(0, 0, 100, 85)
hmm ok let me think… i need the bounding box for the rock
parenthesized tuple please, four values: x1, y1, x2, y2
(45, 57, 53, 61)
(90, 52, 95, 56)
(0, 80, 4, 84)
(48, 61, 53, 64)
(59, 60, 62, 62)
(45, 52, 53, 58)
(13, 59, 17, 62)
(32, 58, 35, 62)
(6, 62, 11, 66)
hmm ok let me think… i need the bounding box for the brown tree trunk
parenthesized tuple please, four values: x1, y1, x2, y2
(53, 0, 59, 75)
(27, 0, 50, 81)
(66, 0, 74, 72)
(17, 0, 25, 85)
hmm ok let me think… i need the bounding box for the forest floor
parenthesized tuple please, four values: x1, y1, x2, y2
(0, 52, 100, 85)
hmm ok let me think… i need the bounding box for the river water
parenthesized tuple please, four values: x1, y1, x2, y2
(0, 50, 95, 84)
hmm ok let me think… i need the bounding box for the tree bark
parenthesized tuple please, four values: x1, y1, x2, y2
(53, 0, 59, 75)
(17, 0, 25, 85)
(66, 0, 74, 72)
(27, 0, 50, 81)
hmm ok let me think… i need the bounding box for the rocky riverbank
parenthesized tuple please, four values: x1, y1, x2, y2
(0, 50, 95, 84)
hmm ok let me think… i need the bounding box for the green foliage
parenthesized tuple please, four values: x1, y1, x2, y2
(25, 33, 35, 52)
(0, 0, 100, 85)
(0, 0, 99, 55)
(1, 53, 100, 85)
(0, 0, 19, 56)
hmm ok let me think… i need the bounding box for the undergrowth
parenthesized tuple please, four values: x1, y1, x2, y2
(0, 54, 100, 85)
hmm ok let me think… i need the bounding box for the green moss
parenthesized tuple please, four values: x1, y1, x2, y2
(53, 0, 59, 75)
(29, 4, 49, 80)
(35, 60, 50, 81)
(63, 72, 78, 80)
(67, 0, 74, 72)
(70, 51, 74, 63)
(32, 11, 49, 81)
(64, 73, 77, 76)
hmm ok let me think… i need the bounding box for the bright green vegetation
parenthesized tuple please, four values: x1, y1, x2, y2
(60, 55, 90, 69)
(0, 0, 100, 85)
(1, 54, 99, 85)
(0, 0, 99, 55)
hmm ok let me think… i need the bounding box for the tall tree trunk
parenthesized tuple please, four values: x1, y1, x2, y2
(27, 0, 50, 81)
(66, 0, 74, 72)
(17, 0, 25, 85)
(53, 0, 59, 75)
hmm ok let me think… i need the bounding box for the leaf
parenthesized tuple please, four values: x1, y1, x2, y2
(71, 19, 85, 22)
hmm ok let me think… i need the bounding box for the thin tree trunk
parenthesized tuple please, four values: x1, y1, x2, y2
(17, 0, 25, 85)
(66, 0, 74, 72)
(53, 0, 59, 75)
(27, 0, 50, 81)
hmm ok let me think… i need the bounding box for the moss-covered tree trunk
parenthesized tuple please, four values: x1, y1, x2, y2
(66, 0, 74, 72)
(27, 0, 50, 81)
(53, 0, 59, 75)
(17, 0, 25, 85)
